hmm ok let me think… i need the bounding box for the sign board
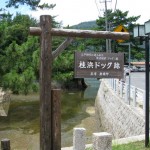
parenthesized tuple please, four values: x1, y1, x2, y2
(114, 25, 128, 43)
(74, 52, 124, 79)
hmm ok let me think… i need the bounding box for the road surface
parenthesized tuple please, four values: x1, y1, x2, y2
(126, 72, 146, 90)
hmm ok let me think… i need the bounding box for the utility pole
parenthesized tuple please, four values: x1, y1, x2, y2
(104, 0, 109, 52)
(108, 22, 112, 53)
(100, 0, 112, 52)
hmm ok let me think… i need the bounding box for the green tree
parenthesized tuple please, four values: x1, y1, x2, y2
(51, 35, 89, 89)
(96, 9, 139, 51)
(93, 9, 144, 61)
(96, 9, 140, 31)
(0, 11, 63, 94)
(5, 0, 56, 10)
(0, 37, 40, 94)
(0, 14, 40, 94)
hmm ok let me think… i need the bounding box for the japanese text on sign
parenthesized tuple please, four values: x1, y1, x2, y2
(74, 52, 124, 79)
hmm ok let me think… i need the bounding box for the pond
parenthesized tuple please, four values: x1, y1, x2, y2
(0, 82, 101, 149)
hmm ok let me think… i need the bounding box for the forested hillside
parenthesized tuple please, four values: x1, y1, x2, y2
(71, 20, 98, 29)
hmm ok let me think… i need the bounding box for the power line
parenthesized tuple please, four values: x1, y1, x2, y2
(94, 0, 101, 17)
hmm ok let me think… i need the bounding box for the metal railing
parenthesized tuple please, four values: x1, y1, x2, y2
(104, 79, 145, 112)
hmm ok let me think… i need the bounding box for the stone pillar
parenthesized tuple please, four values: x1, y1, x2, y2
(73, 128, 86, 150)
(93, 132, 112, 150)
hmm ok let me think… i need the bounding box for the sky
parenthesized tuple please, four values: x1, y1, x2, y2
(1, 0, 150, 27)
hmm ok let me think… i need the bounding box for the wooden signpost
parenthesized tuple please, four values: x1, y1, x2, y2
(29, 15, 129, 150)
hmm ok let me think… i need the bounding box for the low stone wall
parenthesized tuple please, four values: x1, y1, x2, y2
(95, 80, 145, 139)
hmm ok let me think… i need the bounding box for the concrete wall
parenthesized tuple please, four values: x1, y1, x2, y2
(95, 80, 145, 139)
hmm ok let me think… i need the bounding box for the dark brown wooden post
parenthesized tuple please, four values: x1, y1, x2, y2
(1, 139, 10, 150)
(51, 89, 61, 150)
(40, 15, 52, 150)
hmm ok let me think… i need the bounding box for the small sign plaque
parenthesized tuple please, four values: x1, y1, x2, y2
(74, 52, 124, 78)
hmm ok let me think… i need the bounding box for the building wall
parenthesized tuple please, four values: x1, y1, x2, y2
(95, 80, 145, 139)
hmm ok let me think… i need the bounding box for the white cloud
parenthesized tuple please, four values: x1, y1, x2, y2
(28, 0, 150, 26)
(28, 0, 99, 26)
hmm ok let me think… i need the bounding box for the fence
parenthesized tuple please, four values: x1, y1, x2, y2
(104, 79, 145, 112)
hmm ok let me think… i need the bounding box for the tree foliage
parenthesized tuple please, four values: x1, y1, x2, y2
(0, 13, 40, 94)
(94, 9, 144, 61)
(96, 9, 140, 30)
(5, 0, 56, 10)
(0, 7, 145, 95)
(0, 12, 74, 94)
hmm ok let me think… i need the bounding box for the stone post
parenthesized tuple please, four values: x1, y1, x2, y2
(93, 132, 112, 150)
(73, 128, 86, 150)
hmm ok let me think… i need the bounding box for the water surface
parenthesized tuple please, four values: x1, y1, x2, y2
(0, 87, 101, 148)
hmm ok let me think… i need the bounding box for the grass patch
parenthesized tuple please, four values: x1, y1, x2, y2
(113, 141, 150, 150)
(86, 141, 150, 150)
